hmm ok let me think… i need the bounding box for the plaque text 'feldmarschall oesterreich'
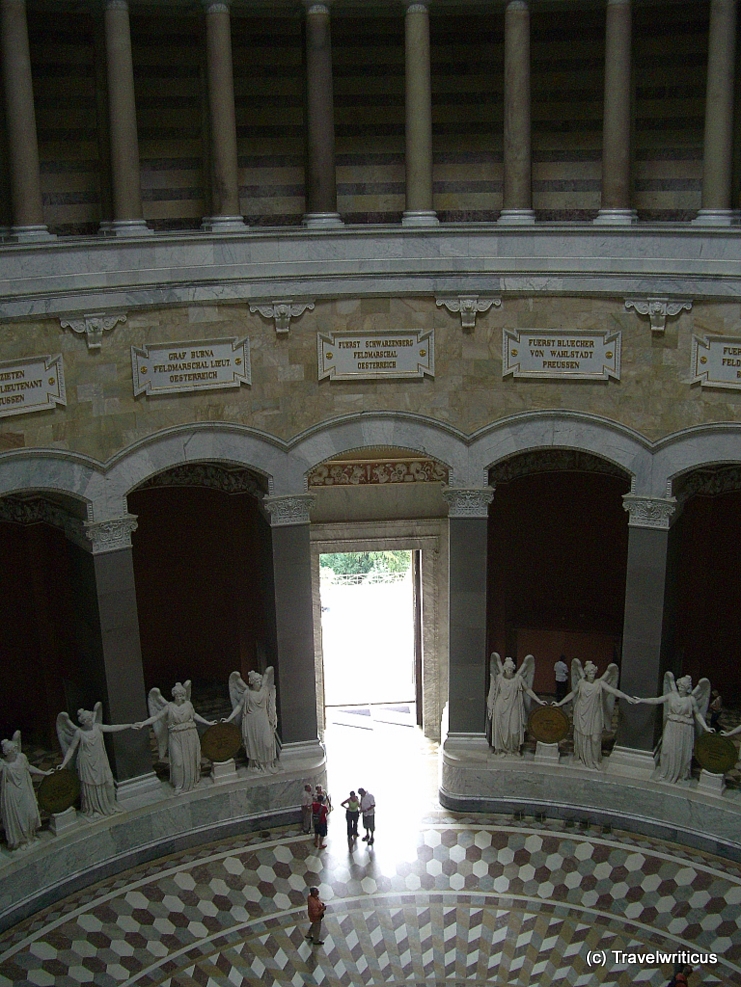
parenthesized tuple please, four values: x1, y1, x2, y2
(318, 330, 434, 381)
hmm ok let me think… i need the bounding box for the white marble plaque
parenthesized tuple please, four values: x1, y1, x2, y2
(318, 330, 434, 381)
(0, 355, 66, 419)
(131, 337, 251, 397)
(691, 334, 741, 390)
(502, 329, 621, 381)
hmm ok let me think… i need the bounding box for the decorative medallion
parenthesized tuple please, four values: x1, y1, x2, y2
(694, 733, 738, 776)
(38, 769, 80, 815)
(528, 705, 570, 744)
(201, 723, 243, 763)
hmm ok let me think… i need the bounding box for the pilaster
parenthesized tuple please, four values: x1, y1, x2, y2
(303, 2, 342, 227)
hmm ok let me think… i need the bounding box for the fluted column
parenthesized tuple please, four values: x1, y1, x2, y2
(402, 2, 438, 226)
(0, 0, 53, 241)
(103, 0, 150, 236)
(595, 0, 636, 224)
(499, 0, 534, 224)
(694, 0, 738, 225)
(303, 2, 342, 227)
(202, 1, 247, 232)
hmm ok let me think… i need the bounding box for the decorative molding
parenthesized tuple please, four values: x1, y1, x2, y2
(622, 494, 677, 530)
(249, 300, 315, 335)
(442, 487, 494, 518)
(624, 297, 693, 335)
(135, 463, 265, 497)
(674, 464, 741, 503)
(490, 449, 629, 486)
(435, 295, 502, 332)
(84, 514, 138, 554)
(308, 457, 449, 487)
(0, 495, 88, 549)
(263, 494, 315, 527)
(60, 312, 127, 350)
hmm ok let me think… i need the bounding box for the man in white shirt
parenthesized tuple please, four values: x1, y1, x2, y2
(358, 787, 375, 844)
(554, 656, 569, 702)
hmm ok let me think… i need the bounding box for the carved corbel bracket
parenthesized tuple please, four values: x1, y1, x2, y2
(249, 299, 315, 335)
(436, 295, 502, 332)
(624, 297, 692, 335)
(60, 312, 127, 350)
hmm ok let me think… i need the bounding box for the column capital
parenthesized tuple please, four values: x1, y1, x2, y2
(104, 0, 130, 9)
(622, 494, 677, 530)
(263, 493, 315, 527)
(304, 2, 331, 15)
(506, 0, 529, 9)
(404, 3, 429, 14)
(203, 1, 231, 12)
(84, 514, 138, 554)
(443, 487, 494, 519)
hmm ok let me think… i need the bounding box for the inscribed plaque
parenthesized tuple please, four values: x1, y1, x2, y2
(201, 723, 242, 762)
(691, 334, 741, 390)
(38, 769, 80, 814)
(694, 733, 738, 775)
(502, 329, 620, 381)
(0, 355, 66, 419)
(528, 705, 570, 744)
(317, 330, 434, 381)
(131, 338, 251, 397)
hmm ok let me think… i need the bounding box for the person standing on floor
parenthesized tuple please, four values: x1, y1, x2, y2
(554, 655, 569, 702)
(341, 790, 360, 843)
(301, 784, 313, 834)
(315, 783, 332, 812)
(305, 887, 326, 945)
(358, 787, 375, 844)
(312, 793, 329, 849)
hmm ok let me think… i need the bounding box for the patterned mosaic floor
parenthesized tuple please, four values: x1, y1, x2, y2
(3, 714, 741, 987)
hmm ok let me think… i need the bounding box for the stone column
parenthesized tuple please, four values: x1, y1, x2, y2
(0, 0, 53, 240)
(608, 493, 677, 777)
(695, 0, 737, 225)
(0, 68, 11, 239)
(402, 2, 438, 226)
(103, 0, 150, 236)
(202, 1, 247, 232)
(263, 494, 324, 772)
(68, 514, 160, 799)
(595, 0, 636, 224)
(499, 0, 535, 224)
(442, 487, 494, 748)
(303, 2, 342, 227)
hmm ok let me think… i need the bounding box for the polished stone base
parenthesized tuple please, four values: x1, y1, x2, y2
(302, 212, 344, 228)
(692, 209, 738, 226)
(201, 215, 249, 233)
(6, 225, 56, 242)
(594, 208, 638, 225)
(104, 219, 153, 237)
(0, 739, 327, 932)
(401, 210, 440, 227)
(440, 735, 741, 862)
(497, 208, 536, 225)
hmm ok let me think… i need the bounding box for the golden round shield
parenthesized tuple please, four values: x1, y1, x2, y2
(528, 705, 570, 744)
(37, 769, 80, 815)
(695, 733, 738, 775)
(201, 723, 242, 763)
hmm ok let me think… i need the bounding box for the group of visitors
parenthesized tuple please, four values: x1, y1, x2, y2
(300, 782, 376, 848)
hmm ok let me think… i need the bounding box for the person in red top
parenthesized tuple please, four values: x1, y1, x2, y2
(312, 793, 329, 848)
(305, 886, 325, 945)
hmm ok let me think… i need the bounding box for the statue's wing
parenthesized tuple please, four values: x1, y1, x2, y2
(693, 677, 712, 731)
(184, 680, 192, 703)
(56, 712, 78, 763)
(521, 654, 536, 713)
(93, 701, 104, 725)
(571, 658, 584, 695)
(12, 730, 21, 754)
(229, 671, 246, 727)
(265, 667, 278, 733)
(487, 653, 502, 717)
(601, 663, 620, 724)
(147, 688, 169, 760)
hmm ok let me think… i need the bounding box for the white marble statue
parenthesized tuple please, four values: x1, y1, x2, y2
(0, 732, 52, 849)
(554, 659, 636, 769)
(487, 653, 545, 755)
(134, 682, 215, 794)
(57, 704, 133, 816)
(226, 667, 279, 772)
(632, 672, 712, 784)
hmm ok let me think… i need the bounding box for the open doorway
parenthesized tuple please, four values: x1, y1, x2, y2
(319, 550, 421, 731)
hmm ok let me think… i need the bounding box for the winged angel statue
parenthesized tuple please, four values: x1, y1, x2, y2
(554, 659, 635, 768)
(632, 671, 712, 783)
(57, 702, 133, 815)
(226, 667, 279, 772)
(486, 653, 545, 755)
(134, 681, 215, 793)
(0, 730, 52, 848)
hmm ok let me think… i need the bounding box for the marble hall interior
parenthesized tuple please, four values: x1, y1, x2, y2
(1, 0, 741, 983)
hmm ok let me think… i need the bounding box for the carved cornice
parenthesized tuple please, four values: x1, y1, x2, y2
(249, 299, 315, 335)
(135, 463, 264, 497)
(0, 496, 88, 549)
(308, 457, 448, 487)
(490, 449, 629, 486)
(84, 515, 138, 554)
(624, 297, 693, 335)
(443, 487, 494, 518)
(435, 295, 501, 332)
(59, 312, 127, 350)
(622, 494, 677, 530)
(674, 464, 741, 503)
(263, 494, 315, 527)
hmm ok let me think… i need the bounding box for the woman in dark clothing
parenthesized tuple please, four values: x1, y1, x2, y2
(341, 790, 360, 842)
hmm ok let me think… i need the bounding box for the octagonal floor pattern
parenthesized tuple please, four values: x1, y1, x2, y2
(1, 812, 740, 987)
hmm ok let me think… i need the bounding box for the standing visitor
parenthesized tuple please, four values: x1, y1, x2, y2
(358, 787, 376, 844)
(305, 887, 326, 945)
(554, 656, 569, 702)
(341, 790, 360, 843)
(301, 784, 313, 834)
(312, 793, 329, 849)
